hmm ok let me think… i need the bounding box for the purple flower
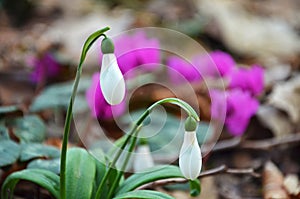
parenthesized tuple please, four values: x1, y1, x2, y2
(225, 89, 259, 135)
(229, 65, 264, 96)
(166, 51, 235, 83)
(86, 73, 126, 119)
(193, 51, 235, 78)
(100, 31, 160, 77)
(28, 53, 61, 83)
(210, 89, 259, 136)
(167, 56, 201, 83)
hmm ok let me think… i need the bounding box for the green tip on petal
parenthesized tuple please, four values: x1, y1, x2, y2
(185, 116, 197, 132)
(101, 37, 114, 54)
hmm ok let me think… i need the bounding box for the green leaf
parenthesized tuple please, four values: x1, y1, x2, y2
(116, 165, 184, 195)
(189, 179, 201, 197)
(1, 169, 59, 199)
(29, 78, 91, 113)
(0, 105, 19, 115)
(113, 190, 175, 199)
(20, 143, 60, 161)
(8, 115, 46, 143)
(27, 158, 60, 174)
(66, 147, 96, 199)
(0, 140, 20, 167)
(92, 158, 107, 198)
(98, 167, 121, 199)
(0, 125, 9, 140)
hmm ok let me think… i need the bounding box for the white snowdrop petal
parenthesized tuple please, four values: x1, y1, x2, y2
(133, 145, 154, 172)
(100, 54, 125, 105)
(179, 131, 202, 180)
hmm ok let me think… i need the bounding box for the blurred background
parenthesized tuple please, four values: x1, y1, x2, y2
(1, 0, 300, 198)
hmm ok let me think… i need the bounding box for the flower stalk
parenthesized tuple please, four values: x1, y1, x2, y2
(60, 27, 111, 199)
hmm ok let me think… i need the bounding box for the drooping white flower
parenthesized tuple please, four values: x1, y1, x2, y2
(179, 117, 202, 180)
(133, 144, 154, 172)
(100, 37, 125, 105)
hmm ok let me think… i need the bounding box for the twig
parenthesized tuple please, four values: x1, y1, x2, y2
(202, 133, 300, 153)
(240, 133, 300, 150)
(137, 164, 259, 190)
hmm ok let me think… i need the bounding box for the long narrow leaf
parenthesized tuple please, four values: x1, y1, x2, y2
(116, 165, 184, 195)
(66, 148, 96, 199)
(113, 190, 175, 199)
(1, 169, 59, 199)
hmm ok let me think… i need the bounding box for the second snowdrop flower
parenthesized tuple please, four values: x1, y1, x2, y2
(100, 37, 126, 105)
(179, 116, 202, 180)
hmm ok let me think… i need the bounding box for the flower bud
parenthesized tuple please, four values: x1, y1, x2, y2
(100, 37, 125, 105)
(179, 122, 202, 180)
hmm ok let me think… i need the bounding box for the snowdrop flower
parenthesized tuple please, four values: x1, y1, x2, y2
(179, 117, 202, 180)
(100, 37, 126, 105)
(133, 143, 154, 172)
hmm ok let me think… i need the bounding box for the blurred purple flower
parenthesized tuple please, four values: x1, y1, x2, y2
(193, 50, 235, 78)
(167, 51, 235, 83)
(86, 72, 126, 119)
(100, 31, 160, 77)
(167, 56, 201, 83)
(210, 89, 259, 136)
(229, 65, 264, 96)
(226, 89, 259, 135)
(28, 53, 61, 83)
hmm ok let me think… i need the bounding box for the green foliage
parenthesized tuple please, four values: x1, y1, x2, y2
(113, 190, 175, 199)
(0, 140, 20, 167)
(7, 115, 46, 143)
(0, 105, 19, 115)
(189, 179, 201, 197)
(116, 165, 184, 195)
(27, 158, 60, 174)
(29, 78, 91, 113)
(66, 148, 96, 199)
(0, 125, 9, 140)
(20, 143, 60, 161)
(1, 169, 60, 199)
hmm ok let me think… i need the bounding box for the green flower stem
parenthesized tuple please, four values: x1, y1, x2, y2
(60, 27, 110, 199)
(106, 126, 141, 199)
(95, 97, 199, 199)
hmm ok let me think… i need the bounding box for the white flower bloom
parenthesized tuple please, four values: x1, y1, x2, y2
(179, 131, 202, 180)
(100, 53, 125, 105)
(133, 144, 154, 172)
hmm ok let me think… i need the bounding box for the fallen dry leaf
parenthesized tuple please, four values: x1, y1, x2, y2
(263, 161, 289, 199)
(268, 76, 300, 124)
(283, 174, 300, 197)
(257, 105, 293, 138)
(197, 0, 300, 61)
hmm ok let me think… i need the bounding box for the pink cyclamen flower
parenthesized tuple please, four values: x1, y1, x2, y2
(229, 65, 264, 96)
(86, 72, 126, 119)
(210, 89, 259, 136)
(193, 50, 235, 78)
(167, 51, 235, 84)
(100, 31, 160, 77)
(167, 56, 201, 84)
(28, 53, 61, 83)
